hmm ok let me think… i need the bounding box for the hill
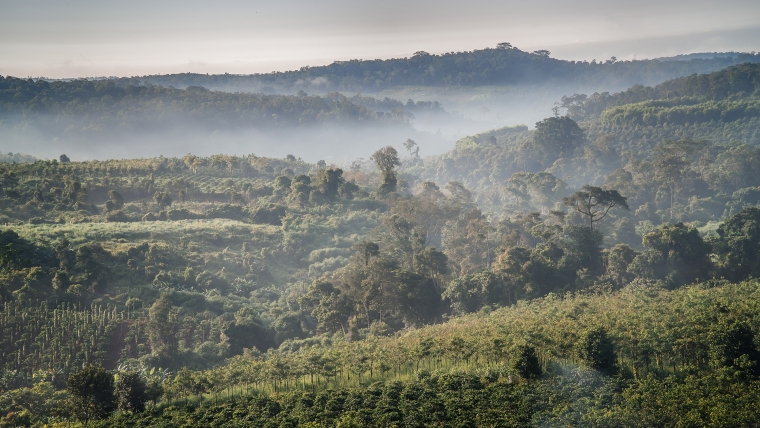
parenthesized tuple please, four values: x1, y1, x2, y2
(122, 47, 760, 134)
(127, 47, 760, 94)
(406, 62, 760, 226)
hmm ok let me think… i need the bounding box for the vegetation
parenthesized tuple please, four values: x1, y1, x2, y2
(0, 79, 426, 143)
(5, 57, 760, 427)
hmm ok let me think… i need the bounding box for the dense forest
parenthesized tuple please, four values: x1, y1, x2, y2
(410, 63, 760, 217)
(3, 57, 760, 427)
(0, 78, 429, 138)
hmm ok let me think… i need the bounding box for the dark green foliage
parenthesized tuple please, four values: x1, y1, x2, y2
(251, 205, 286, 225)
(204, 203, 247, 221)
(67, 365, 116, 423)
(114, 371, 147, 413)
(713, 207, 760, 281)
(563, 62, 760, 121)
(709, 319, 760, 375)
(576, 327, 617, 375)
(354, 241, 380, 266)
(273, 175, 292, 196)
(511, 344, 542, 379)
(0, 78, 409, 143)
(602, 244, 636, 287)
(531, 116, 585, 167)
(153, 191, 172, 209)
(147, 294, 178, 363)
(273, 312, 306, 345)
(640, 222, 712, 287)
(313, 168, 345, 200)
(443, 270, 512, 315)
(224, 307, 273, 354)
(559, 225, 605, 276)
(107, 190, 124, 212)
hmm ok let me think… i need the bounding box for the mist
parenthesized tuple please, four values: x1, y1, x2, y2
(0, 119, 452, 164)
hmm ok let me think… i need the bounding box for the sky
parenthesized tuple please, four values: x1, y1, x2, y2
(1, 0, 759, 78)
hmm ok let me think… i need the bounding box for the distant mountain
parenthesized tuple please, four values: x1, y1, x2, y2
(119, 46, 760, 95)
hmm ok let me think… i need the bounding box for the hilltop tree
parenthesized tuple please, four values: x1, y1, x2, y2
(182, 153, 199, 173)
(290, 175, 312, 205)
(562, 185, 629, 231)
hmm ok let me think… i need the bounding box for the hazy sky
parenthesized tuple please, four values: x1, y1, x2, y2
(2, 0, 759, 78)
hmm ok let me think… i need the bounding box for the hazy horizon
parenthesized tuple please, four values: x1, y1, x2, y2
(2, 0, 759, 79)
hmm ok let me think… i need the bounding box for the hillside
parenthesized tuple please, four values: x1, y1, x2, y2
(0, 77, 462, 161)
(121, 47, 760, 134)
(57, 279, 760, 427)
(406, 62, 760, 225)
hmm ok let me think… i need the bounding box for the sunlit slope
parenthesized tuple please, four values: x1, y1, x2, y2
(93, 279, 760, 427)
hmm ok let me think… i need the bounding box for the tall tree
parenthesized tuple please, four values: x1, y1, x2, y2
(148, 294, 178, 362)
(371, 146, 401, 194)
(562, 185, 629, 231)
(652, 139, 707, 218)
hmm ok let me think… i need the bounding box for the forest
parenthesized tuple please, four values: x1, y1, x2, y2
(2, 58, 760, 427)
